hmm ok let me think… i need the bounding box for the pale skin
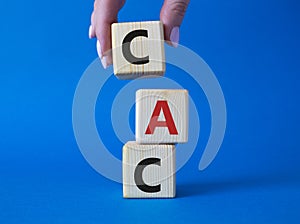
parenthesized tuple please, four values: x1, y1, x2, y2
(89, 0, 190, 68)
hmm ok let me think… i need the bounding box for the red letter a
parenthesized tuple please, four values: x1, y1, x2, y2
(145, 100, 178, 135)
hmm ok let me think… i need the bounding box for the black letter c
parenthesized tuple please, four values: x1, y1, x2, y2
(134, 158, 161, 193)
(122, 29, 150, 65)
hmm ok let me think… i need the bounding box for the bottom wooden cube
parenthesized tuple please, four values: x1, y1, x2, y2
(123, 141, 176, 198)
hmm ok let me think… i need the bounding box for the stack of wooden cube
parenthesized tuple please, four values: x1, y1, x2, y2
(112, 21, 188, 198)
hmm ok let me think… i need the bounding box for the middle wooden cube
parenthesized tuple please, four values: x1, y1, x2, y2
(136, 89, 188, 144)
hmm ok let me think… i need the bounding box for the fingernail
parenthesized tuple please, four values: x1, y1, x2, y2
(170, 26, 180, 48)
(100, 55, 112, 69)
(89, 25, 93, 39)
(97, 40, 112, 69)
(96, 40, 103, 58)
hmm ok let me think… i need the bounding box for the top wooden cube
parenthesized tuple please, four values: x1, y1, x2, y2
(111, 21, 165, 79)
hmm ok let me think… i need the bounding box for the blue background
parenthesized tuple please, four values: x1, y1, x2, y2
(0, 0, 299, 223)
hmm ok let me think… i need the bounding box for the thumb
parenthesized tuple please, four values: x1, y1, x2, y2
(91, 0, 125, 68)
(160, 0, 190, 47)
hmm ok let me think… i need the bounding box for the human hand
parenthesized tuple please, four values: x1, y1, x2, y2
(89, 0, 190, 69)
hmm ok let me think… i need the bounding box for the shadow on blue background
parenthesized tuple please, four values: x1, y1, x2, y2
(0, 0, 299, 223)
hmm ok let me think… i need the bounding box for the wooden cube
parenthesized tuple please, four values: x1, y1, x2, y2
(111, 21, 165, 79)
(123, 142, 176, 198)
(136, 89, 188, 144)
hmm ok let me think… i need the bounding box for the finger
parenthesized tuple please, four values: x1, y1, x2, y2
(89, 12, 96, 39)
(95, 21, 113, 68)
(92, 0, 125, 68)
(160, 0, 190, 47)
